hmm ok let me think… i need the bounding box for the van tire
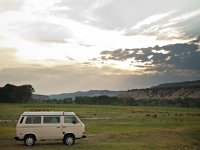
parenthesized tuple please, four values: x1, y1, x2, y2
(24, 135, 35, 146)
(63, 134, 75, 145)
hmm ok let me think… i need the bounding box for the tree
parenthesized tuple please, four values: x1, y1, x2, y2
(0, 84, 35, 103)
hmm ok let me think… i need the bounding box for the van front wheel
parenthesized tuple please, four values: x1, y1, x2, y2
(24, 135, 35, 146)
(63, 134, 75, 145)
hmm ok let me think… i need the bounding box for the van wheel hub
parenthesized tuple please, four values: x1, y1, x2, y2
(24, 136, 35, 146)
(63, 135, 75, 145)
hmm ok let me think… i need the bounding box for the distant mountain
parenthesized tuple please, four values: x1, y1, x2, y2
(32, 94, 49, 100)
(49, 90, 122, 100)
(151, 80, 200, 89)
(119, 80, 200, 100)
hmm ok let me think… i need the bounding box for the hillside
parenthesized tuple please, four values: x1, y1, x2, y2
(119, 80, 200, 100)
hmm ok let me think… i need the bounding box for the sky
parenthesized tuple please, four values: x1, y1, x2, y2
(0, 0, 200, 94)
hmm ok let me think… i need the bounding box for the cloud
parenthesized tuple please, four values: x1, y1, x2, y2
(0, 1, 73, 44)
(165, 9, 200, 27)
(0, 0, 132, 49)
(125, 9, 200, 41)
(15, 21, 71, 43)
(98, 38, 200, 76)
(64, 0, 114, 23)
(132, 11, 174, 29)
(22, 0, 71, 15)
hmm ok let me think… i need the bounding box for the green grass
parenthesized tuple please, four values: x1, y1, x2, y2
(0, 103, 199, 150)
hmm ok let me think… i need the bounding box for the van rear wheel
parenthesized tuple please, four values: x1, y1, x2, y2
(24, 135, 35, 146)
(63, 134, 75, 145)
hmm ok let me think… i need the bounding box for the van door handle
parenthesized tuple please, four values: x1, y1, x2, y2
(57, 127, 60, 128)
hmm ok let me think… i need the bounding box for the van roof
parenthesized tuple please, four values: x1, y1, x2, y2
(22, 112, 76, 116)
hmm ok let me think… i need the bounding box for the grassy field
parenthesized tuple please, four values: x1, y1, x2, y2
(0, 103, 199, 150)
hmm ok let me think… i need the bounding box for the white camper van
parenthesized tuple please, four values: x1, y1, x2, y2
(14, 112, 86, 146)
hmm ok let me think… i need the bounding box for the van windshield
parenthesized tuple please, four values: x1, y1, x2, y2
(64, 115, 80, 124)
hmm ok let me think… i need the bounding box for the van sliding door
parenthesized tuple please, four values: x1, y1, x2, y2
(42, 116, 62, 140)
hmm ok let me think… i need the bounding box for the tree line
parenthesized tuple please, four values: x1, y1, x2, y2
(74, 96, 200, 108)
(37, 95, 200, 108)
(0, 84, 35, 103)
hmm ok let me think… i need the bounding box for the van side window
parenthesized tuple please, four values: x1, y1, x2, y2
(25, 116, 41, 124)
(20, 117, 24, 124)
(43, 116, 60, 124)
(64, 116, 79, 124)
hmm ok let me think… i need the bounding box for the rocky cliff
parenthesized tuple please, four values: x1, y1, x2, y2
(119, 81, 200, 100)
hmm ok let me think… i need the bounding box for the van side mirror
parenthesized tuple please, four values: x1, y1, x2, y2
(72, 120, 76, 124)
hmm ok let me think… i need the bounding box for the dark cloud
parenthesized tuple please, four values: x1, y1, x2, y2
(99, 38, 200, 75)
(100, 49, 132, 61)
(160, 43, 199, 70)
(190, 36, 200, 43)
